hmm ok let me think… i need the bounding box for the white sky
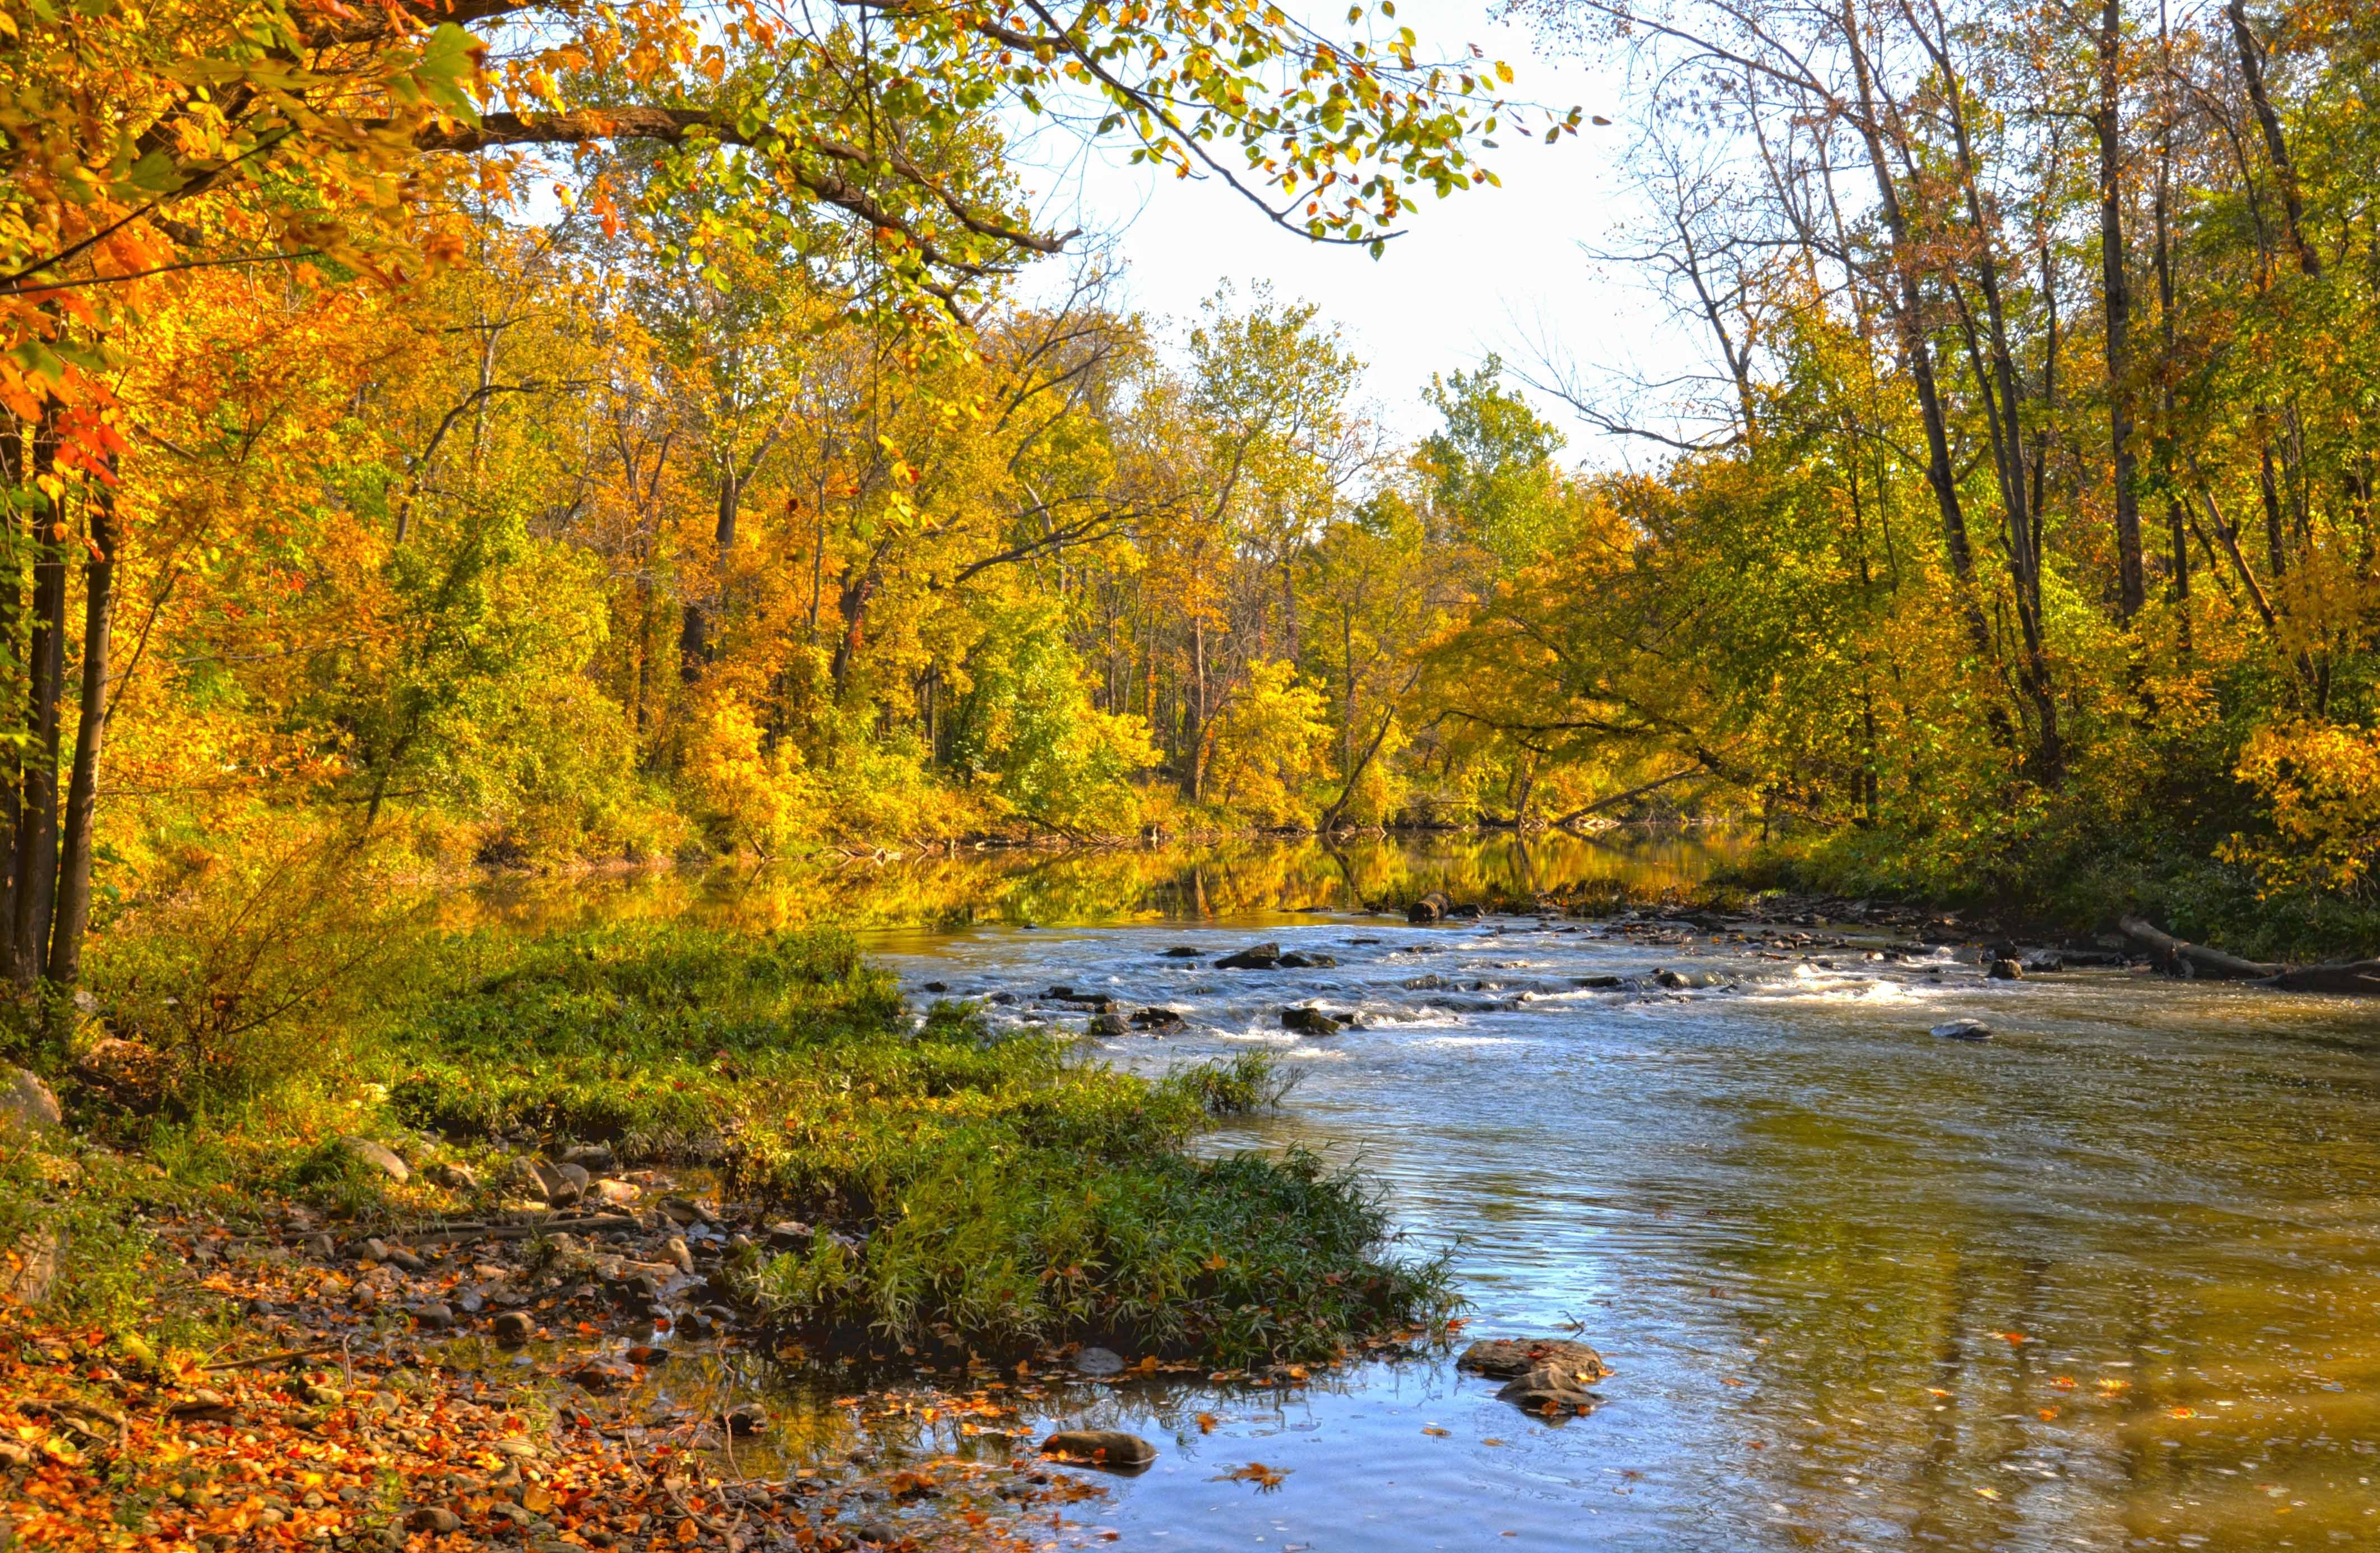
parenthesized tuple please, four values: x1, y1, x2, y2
(1006, 2, 1678, 455)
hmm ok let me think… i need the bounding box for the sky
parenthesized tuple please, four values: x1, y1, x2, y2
(1004, 1, 1684, 455)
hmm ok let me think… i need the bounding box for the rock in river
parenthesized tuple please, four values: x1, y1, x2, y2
(1214, 942, 1282, 970)
(1072, 1346, 1127, 1376)
(1407, 891, 1451, 923)
(1280, 1006, 1343, 1036)
(1654, 968, 1724, 990)
(1986, 958, 2025, 981)
(1277, 950, 1337, 968)
(1039, 1429, 1156, 1469)
(1457, 1337, 1611, 1413)
(1930, 1019, 1993, 1041)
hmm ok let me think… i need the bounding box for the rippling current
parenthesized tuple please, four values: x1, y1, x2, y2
(484, 831, 2380, 1552)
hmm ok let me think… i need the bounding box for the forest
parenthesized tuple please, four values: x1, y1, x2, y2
(7, 0, 2380, 1006)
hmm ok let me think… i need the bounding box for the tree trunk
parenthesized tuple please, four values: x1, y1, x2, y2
(2098, 0, 2146, 620)
(1840, 6, 1992, 659)
(11, 502, 66, 990)
(679, 468, 740, 678)
(45, 477, 117, 1001)
(0, 426, 29, 983)
(2226, 0, 2318, 276)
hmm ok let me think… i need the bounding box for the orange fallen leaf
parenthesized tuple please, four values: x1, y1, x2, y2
(1195, 1412, 1219, 1434)
(1423, 1426, 1449, 1437)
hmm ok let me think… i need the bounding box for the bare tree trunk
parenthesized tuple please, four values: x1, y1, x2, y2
(0, 424, 27, 982)
(1840, 6, 1990, 659)
(2226, 0, 2318, 276)
(2098, 0, 2145, 620)
(46, 476, 117, 1002)
(679, 468, 740, 678)
(12, 495, 66, 990)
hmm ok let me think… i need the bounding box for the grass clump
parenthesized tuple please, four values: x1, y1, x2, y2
(382, 922, 1452, 1365)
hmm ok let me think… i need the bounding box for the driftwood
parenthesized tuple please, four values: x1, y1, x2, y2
(2118, 916, 2282, 979)
(2120, 916, 2380, 996)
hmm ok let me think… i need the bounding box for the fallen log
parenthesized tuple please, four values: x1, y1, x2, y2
(2256, 960, 2380, 995)
(2120, 916, 2380, 995)
(2118, 916, 2283, 979)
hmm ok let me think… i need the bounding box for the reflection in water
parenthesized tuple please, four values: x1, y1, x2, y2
(455, 831, 2380, 1551)
(447, 826, 1758, 935)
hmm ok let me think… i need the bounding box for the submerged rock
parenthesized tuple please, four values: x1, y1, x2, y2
(1214, 943, 1283, 970)
(1930, 1019, 1993, 1041)
(1160, 946, 1204, 959)
(1458, 1337, 1611, 1413)
(1276, 950, 1339, 968)
(1572, 974, 1624, 990)
(1039, 1429, 1156, 1469)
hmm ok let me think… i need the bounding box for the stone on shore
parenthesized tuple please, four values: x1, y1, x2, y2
(0, 1068, 60, 1135)
(339, 1137, 410, 1182)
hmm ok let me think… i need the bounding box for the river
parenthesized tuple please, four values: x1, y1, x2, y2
(479, 829, 2380, 1552)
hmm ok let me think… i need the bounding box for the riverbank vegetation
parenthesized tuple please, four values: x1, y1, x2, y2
(5, 920, 1451, 1360)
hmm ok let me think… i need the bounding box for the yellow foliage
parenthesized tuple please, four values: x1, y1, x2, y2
(1201, 662, 1334, 828)
(2225, 722, 2380, 898)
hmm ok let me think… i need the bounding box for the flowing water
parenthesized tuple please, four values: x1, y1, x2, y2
(486, 831, 2380, 1552)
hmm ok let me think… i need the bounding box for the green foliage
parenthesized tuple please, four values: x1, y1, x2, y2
(374, 923, 1450, 1364)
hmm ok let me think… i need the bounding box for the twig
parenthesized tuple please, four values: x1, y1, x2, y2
(202, 1346, 337, 1372)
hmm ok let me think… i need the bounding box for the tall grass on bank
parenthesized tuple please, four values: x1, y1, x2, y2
(384, 923, 1453, 1364)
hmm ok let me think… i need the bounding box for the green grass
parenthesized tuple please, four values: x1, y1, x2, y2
(379, 922, 1453, 1365)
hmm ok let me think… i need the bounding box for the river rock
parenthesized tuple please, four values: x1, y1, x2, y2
(1280, 1006, 1343, 1036)
(1407, 891, 1451, 923)
(1572, 974, 1624, 990)
(1654, 968, 1723, 990)
(588, 1177, 641, 1208)
(560, 1143, 615, 1171)
(425, 1161, 479, 1191)
(1039, 1429, 1156, 1469)
(1987, 959, 2024, 981)
(1498, 1362, 1606, 1413)
(1072, 1345, 1127, 1375)
(2019, 949, 2066, 973)
(1214, 943, 1283, 970)
(1457, 1336, 1611, 1382)
(0, 1068, 60, 1135)
(1161, 946, 1203, 959)
(339, 1137, 410, 1183)
(1129, 1007, 1184, 1032)
(725, 1402, 768, 1436)
(1930, 1019, 1993, 1041)
(1086, 1012, 1128, 1038)
(492, 1310, 536, 1344)
(1277, 950, 1338, 968)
